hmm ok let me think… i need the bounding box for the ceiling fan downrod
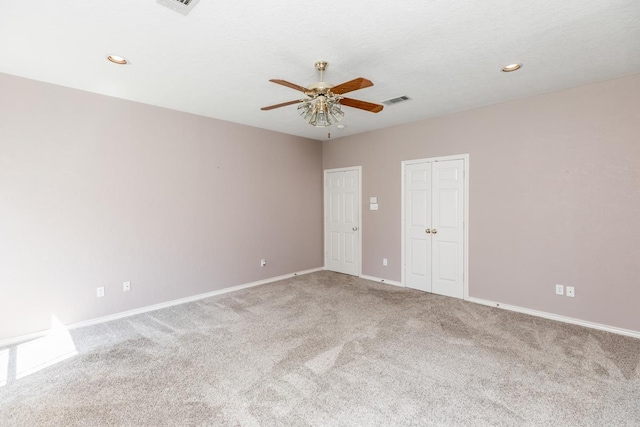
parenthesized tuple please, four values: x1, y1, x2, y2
(314, 60, 328, 83)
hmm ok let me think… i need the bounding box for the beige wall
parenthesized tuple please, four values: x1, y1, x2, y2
(324, 74, 640, 332)
(0, 73, 323, 341)
(2, 71, 639, 341)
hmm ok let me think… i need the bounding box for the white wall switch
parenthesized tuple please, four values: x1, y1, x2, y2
(123, 281, 131, 292)
(383, 258, 388, 266)
(96, 287, 105, 298)
(370, 197, 378, 204)
(566, 286, 575, 297)
(555, 284, 564, 295)
(370, 203, 379, 211)
(260, 259, 266, 267)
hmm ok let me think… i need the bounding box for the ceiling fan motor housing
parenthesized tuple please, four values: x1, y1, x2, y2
(306, 81, 335, 95)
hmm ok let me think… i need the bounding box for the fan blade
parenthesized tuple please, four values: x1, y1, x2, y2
(340, 97, 384, 113)
(331, 78, 373, 95)
(269, 79, 308, 93)
(261, 100, 303, 111)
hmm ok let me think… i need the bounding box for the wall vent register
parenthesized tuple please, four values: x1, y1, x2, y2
(382, 96, 411, 106)
(157, 0, 200, 15)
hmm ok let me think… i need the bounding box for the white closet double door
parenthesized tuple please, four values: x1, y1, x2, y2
(404, 159, 465, 299)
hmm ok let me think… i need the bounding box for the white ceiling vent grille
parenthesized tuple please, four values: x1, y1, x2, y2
(157, 0, 200, 15)
(382, 95, 411, 106)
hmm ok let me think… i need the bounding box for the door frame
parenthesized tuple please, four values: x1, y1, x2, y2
(401, 154, 470, 299)
(323, 166, 363, 277)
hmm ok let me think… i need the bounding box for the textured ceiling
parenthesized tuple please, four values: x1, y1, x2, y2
(1, 0, 639, 141)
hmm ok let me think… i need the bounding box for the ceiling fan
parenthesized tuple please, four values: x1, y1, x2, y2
(261, 61, 383, 128)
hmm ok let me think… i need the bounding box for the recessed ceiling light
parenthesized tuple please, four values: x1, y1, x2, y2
(107, 55, 128, 65)
(502, 63, 522, 72)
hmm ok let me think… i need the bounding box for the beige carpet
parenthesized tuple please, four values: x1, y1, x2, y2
(1, 271, 639, 426)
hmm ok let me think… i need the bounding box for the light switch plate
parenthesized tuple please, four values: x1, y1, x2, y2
(370, 203, 379, 211)
(370, 197, 378, 203)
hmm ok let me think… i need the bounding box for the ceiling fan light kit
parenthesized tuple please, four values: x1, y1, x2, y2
(297, 95, 344, 127)
(262, 61, 383, 129)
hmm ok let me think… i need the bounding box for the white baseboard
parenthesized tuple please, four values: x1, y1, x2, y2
(360, 274, 404, 288)
(467, 297, 640, 340)
(0, 267, 324, 348)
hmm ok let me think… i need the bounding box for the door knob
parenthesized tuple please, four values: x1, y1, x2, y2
(352, 227, 359, 231)
(425, 229, 431, 233)
(432, 229, 438, 234)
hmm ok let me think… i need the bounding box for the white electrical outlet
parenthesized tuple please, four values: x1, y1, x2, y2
(123, 281, 131, 292)
(261, 259, 266, 267)
(566, 286, 575, 297)
(555, 284, 564, 295)
(383, 258, 388, 266)
(96, 287, 105, 298)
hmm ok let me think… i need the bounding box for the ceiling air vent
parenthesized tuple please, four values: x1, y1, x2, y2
(157, 0, 200, 15)
(382, 95, 411, 106)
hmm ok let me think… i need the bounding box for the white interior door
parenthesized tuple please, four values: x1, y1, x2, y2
(404, 158, 465, 299)
(405, 162, 432, 292)
(325, 168, 360, 276)
(431, 160, 464, 298)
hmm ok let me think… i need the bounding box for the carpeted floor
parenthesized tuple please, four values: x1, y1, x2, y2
(1, 271, 639, 426)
